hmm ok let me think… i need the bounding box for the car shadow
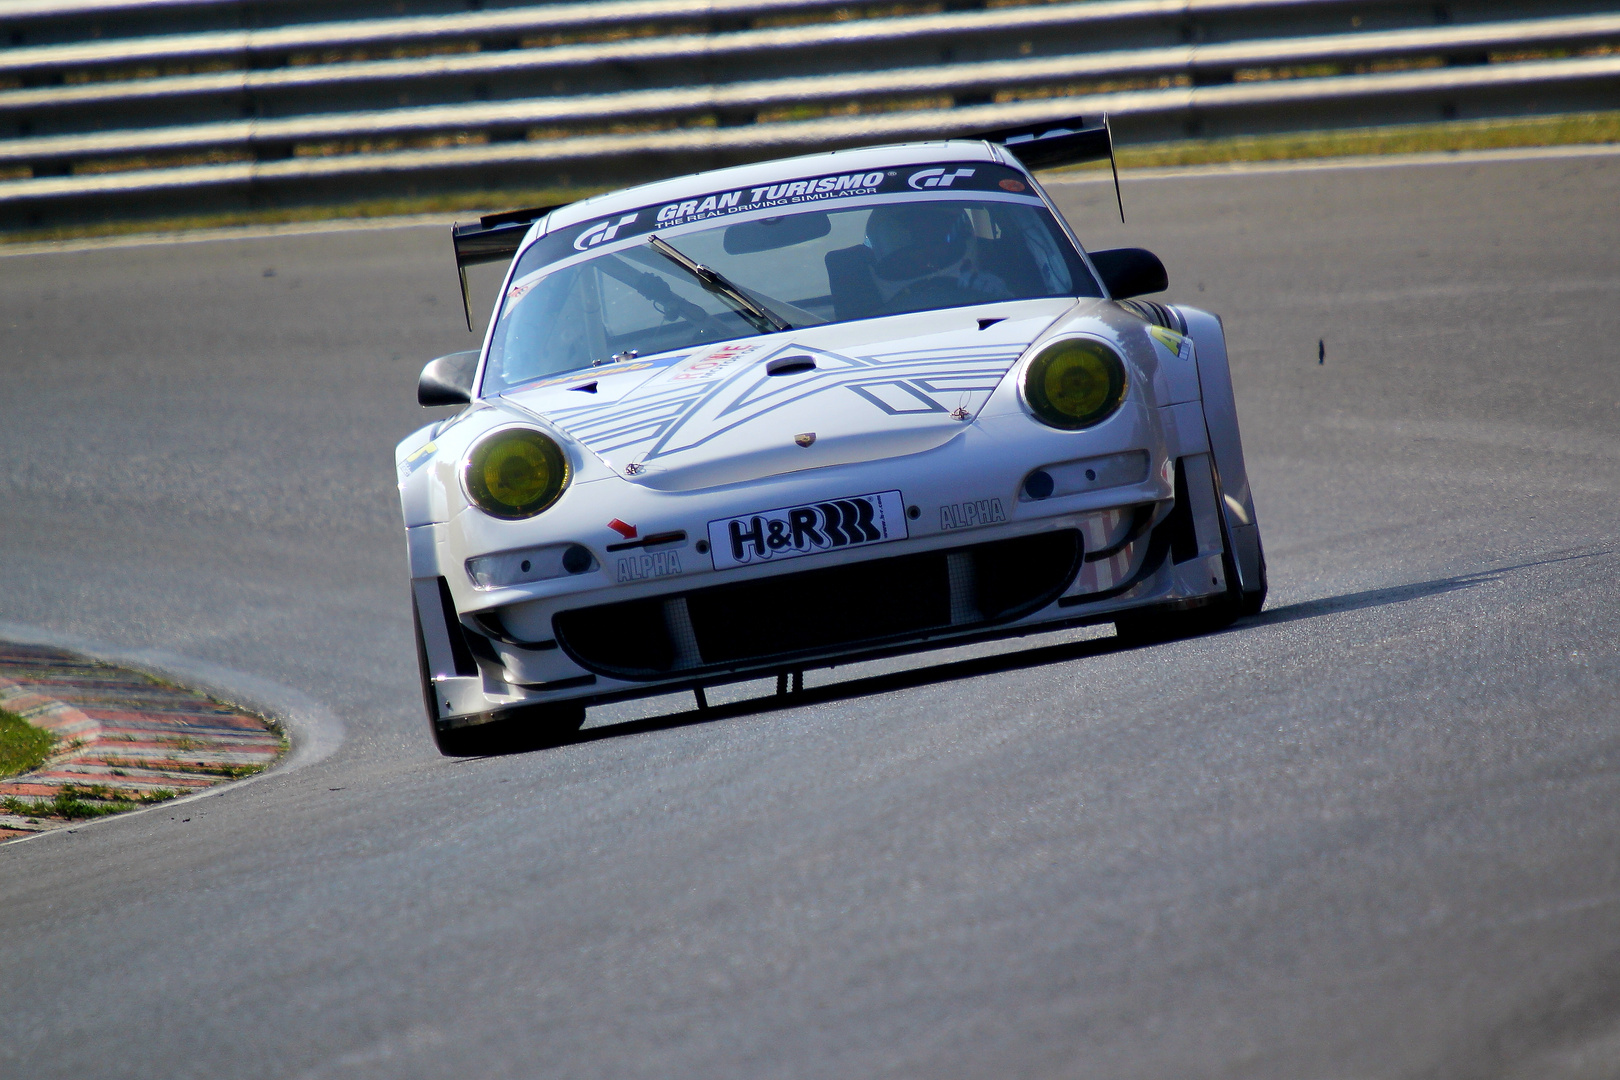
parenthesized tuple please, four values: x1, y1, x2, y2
(1245, 545, 1609, 630)
(489, 545, 1613, 755)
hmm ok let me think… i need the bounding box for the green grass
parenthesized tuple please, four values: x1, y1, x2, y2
(3, 111, 1617, 247)
(1058, 110, 1620, 173)
(182, 762, 268, 780)
(1, 784, 179, 822)
(0, 708, 55, 780)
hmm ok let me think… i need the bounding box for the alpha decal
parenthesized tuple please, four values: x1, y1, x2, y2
(939, 498, 1008, 531)
(617, 550, 682, 583)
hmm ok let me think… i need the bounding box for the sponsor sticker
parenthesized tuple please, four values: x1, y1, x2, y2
(400, 440, 436, 475)
(670, 341, 763, 381)
(541, 162, 1043, 259)
(573, 212, 640, 252)
(708, 490, 907, 570)
(1147, 325, 1193, 360)
(939, 497, 1007, 531)
(617, 549, 683, 583)
(655, 171, 884, 231)
(907, 167, 976, 190)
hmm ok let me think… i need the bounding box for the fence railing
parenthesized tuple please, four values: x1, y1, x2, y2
(2, 0, 1617, 229)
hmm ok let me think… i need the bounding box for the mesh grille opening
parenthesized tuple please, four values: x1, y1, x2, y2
(554, 530, 1081, 681)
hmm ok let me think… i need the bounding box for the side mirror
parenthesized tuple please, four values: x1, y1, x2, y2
(1088, 248, 1168, 300)
(418, 350, 480, 407)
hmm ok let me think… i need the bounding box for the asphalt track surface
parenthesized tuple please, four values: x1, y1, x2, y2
(2, 151, 1617, 1080)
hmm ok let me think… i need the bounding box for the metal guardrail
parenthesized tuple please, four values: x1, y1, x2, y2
(6, 14, 1617, 167)
(2, 0, 1617, 229)
(3, 0, 878, 73)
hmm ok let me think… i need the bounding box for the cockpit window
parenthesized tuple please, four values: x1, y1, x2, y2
(481, 167, 1100, 395)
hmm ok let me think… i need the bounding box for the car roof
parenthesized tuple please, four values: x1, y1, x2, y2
(541, 139, 1014, 234)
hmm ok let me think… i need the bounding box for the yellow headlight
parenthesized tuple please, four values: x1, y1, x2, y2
(462, 428, 570, 519)
(1023, 338, 1128, 430)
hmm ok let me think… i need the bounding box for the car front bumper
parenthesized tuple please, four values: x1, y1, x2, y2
(411, 401, 1231, 727)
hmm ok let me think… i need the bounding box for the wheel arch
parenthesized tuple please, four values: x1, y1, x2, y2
(1173, 305, 1264, 595)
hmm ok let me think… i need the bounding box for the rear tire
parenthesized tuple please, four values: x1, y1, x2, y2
(414, 598, 587, 756)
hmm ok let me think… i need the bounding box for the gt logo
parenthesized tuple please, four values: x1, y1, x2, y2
(908, 167, 976, 190)
(573, 212, 638, 251)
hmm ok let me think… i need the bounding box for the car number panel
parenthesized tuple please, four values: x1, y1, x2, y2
(708, 490, 908, 570)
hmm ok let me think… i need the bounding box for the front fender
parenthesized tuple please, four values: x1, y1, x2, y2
(1176, 305, 1263, 591)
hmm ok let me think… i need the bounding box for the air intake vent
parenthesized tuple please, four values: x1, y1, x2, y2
(554, 530, 1081, 681)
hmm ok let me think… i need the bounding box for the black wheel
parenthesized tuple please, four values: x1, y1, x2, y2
(1114, 596, 1239, 646)
(430, 702, 586, 757)
(413, 597, 586, 756)
(1237, 536, 1268, 617)
(412, 595, 442, 724)
(1114, 522, 1248, 645)
(1114, 535, 1266, 645)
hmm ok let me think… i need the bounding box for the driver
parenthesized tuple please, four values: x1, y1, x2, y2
(863, 202, 1010, 307)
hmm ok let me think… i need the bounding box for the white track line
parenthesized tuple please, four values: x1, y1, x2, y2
(0, 211, 457, 258)
(2, 142, 1616, 258)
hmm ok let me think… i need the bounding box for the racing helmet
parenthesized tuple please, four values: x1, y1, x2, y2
(864, 202, 972, 282)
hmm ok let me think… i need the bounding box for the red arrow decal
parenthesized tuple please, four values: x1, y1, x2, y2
(607, 518, 637, 539)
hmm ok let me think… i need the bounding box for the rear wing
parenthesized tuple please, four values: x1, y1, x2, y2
(975, 114, 1124, 222)
(449, 113, 1120, 330)
(451, 203, 566, 330)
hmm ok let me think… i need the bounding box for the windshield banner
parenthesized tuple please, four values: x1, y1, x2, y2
(557, 161, 1038, 256)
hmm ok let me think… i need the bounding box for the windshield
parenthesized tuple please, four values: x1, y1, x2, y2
(482, 172, 1101, 395)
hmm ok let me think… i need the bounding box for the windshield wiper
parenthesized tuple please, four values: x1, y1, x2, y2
(646, 234, 792, 333)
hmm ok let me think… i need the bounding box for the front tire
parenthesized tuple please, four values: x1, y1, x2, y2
(1114, 492, 1266, 646)
(430, 702, 586, 757)
(1114, 596, 1238, 645)
(413, 598, 586, 756)
(1236, 535, 1268, 617)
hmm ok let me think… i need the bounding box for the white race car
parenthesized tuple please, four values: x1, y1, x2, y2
(398, 119, 1266, 755)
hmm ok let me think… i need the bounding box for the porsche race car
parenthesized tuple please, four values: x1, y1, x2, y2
(398, 120, 1266, 755)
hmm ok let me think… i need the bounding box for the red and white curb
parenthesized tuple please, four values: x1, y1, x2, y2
(0, 642, 283, 842)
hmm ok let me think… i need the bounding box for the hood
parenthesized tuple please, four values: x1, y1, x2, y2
(500, 299, 1080, 492)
